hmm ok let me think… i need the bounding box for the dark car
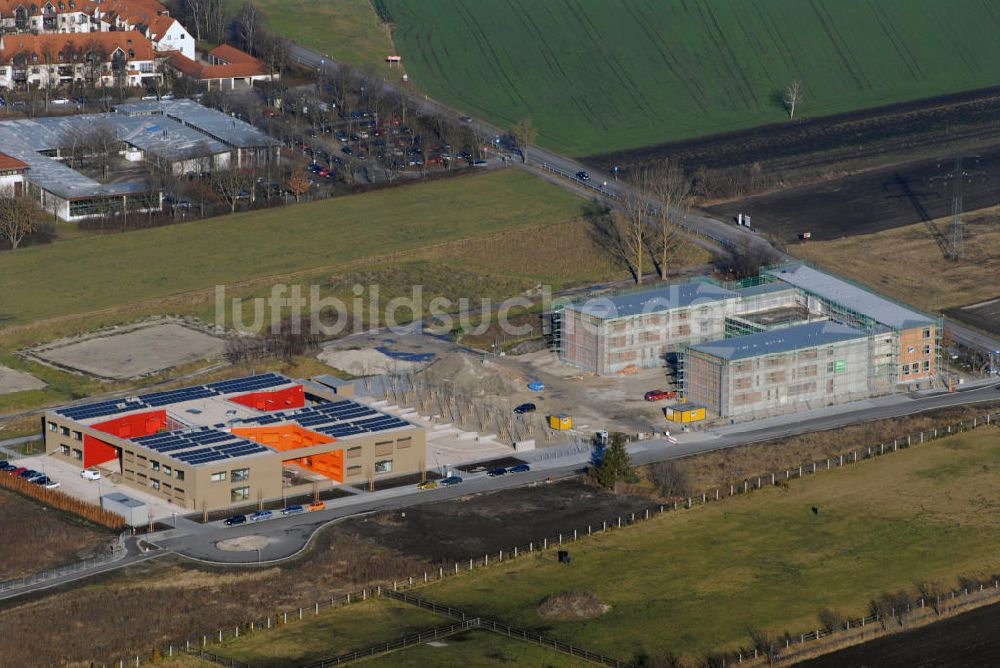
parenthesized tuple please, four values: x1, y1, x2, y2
(440, 475, 463, 486)
(513, 402, 537, 415)
(341, 146, 353, 155)
(281, 504, 305, 515)
(576, 171, 591, 180)
(0, 463, 15, 472)
(0, 460, 7, 469)
(507, 463, 531, 474)
(487, 467, 507, 477)
(32, 475, 52, 486)
(224, 514, 247, 526)
(19, 469, 40, 479)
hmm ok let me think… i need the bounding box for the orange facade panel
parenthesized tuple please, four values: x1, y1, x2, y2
(231, 424, 332, 451)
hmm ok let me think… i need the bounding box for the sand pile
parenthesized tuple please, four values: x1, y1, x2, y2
(319, 347, 423, 376)
(418, 353, 524, 397)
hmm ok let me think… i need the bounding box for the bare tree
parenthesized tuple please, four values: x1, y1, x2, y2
(0, 196, 40, 250)
(235, 1, 261, 55)
(648, 162, 691, 280)
(511, 118, 537, 162)
(783, 79, 804, 120)
(286, 171, 311, 202)
(61, 121, 120, 179)
(618, 169, 657, 284)
(646, 460, 691, 498)
(212, 167, 256, 212)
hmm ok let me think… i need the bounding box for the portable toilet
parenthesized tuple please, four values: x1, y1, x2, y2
(549, 414, 573, 430)
(664, 405, 706, 424)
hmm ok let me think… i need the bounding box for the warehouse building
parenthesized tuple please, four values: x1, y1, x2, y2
(43, 373, 426, 511)
(556, 263, 940, 418)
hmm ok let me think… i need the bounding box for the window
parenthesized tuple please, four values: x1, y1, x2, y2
(150, 478, 160, 490)
(231, 468, 249, 482)
(902, 364, 910, 375)
(176, 469, 185, 481)
(396, 437, 412, 449)
(61, 426, 70, 436)
(923, 328, 931, 339)
(210, 471, 226, 482)
(48, 421, 57, 432)
(162, 465, 171, 476)
(231, 486, 250, 502)
(150, 460, 159, 472)
(73, 430, 82, 441)
(374, 441, 393, 456)
(346, 446, 362, 459)
(923, 345, 931, 356)
(60, 445, 70, 456)
(923, 360, 930, 371)
(347, 465, 362, 475)
(72, 448, 82, 460)
(374, 459, 393, 474)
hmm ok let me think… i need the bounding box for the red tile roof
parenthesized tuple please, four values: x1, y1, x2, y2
(0, 151, 28, 171)
(0, 30, 156, 64)
(168, 49, 268, 80)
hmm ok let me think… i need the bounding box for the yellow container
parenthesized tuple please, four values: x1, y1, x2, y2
(664, 405, 706, 423)
(548, 414, 573, 430)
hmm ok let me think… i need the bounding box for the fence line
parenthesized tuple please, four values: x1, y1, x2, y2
(112, 409, 999, 666)
(0, 532, 126, 593)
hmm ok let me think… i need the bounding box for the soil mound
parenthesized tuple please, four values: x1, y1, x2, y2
(538, 592, 611, 620)
(418, 353, 524, 397)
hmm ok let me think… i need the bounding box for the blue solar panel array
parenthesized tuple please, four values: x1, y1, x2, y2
(57, 374, 291, 420)
(133, 429, 269, 464)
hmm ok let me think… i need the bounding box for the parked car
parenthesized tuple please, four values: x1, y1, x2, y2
(487, 467, 507, 477)
(160, 93, 175, 100)
(9, 467, 27, 476)
(249, 510, 273, 522)
(43, 480, 61, 490)
(576, 171, 591, 181)
(0, 460, 7, 469)
(417, 480, 438, 490)
(80, 468, 102, 480)
(527, 381, 545, 392)
(472, 160, 488, 167)
(32, 475, 52, 486)
(307, 500, 326, 512)
(439, 475, 463, 486)
(223, 514, 247, 526)
(50, 97, 71, 106)
(513, 402, 537, 415)
(507, 463, 531, 474)
(644, 389, 677, 402)
(19, 469, 40, 480)
(281, 504, 305, 515)
(140, 93, 158, 101)
(0, 463, 15, 472)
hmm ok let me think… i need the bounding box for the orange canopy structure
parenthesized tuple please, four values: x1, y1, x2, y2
(232, 425, 344, 482)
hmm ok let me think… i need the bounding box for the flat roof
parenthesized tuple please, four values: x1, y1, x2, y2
(689, 321, 868, 361)
(766, 263, 936, 329)
(115, 99, 278, 148)
(567, 280, 738, 319)
(102, 492, 145, 508)
(734, 282, 796, 298)
(54, 373, 416, 467)
(0, 105, 232, 200)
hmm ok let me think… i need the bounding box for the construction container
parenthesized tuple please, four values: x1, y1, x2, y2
(664, 405, 706, 424)
(548, 414, 573, 430)
(101, 492, 149, 527)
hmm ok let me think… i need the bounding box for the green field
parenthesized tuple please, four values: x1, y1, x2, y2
(409, 429, 1000, 661)
(248, 0, 393, 72)
(211, 598, 442, 668)
(382, 0, 1000, 156)
(0, 171, 583, 327)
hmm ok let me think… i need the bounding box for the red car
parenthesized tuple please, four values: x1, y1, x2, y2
(644, 390, 676, 402)
(8, 466, 27, 476)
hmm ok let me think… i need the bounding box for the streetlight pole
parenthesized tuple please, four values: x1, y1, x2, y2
(256, 548, 261, 565)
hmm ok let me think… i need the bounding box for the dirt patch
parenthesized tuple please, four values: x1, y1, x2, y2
(419, 352, 526, 397)
(944, 296, 1000, 338)
(318, 346, 426, 375)
(0, 365, 45, 394)
(538, 592, 611, 620)
(329, 478, 657, 563)
(24, 319, 224, 380)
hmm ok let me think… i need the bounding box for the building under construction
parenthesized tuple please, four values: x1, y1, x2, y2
(556, 262, 940, 419)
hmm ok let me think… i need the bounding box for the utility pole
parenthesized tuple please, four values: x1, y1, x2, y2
(948, 156, 964, 261)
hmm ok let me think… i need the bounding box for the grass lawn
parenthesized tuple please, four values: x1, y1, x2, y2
(253, 0, 393, 72)
(212, 598, 443, 668)
(360, 629, 580, 667)
(383, 0, 1000, 156)
(0, 170, 584, 328)
(413, 428, 1000, 662)
(792, 208, 1000, 313)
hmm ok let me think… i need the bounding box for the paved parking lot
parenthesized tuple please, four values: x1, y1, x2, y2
(7, 454, 184, 522)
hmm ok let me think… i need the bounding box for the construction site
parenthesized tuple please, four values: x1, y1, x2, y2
(555, 262, 942, 421)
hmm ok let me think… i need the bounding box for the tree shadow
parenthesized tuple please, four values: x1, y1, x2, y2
(768, 89, 787, 116)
